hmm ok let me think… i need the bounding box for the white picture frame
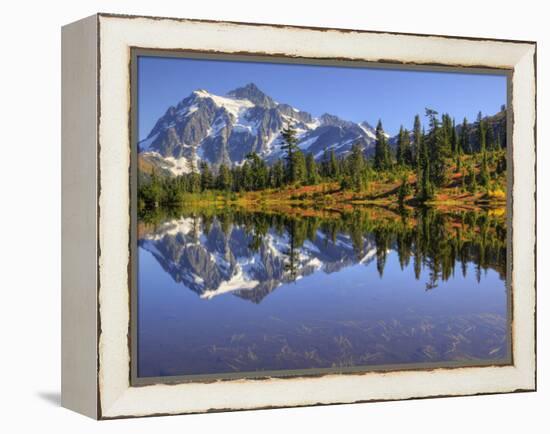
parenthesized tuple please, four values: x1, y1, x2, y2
(61, 13, 536, 419)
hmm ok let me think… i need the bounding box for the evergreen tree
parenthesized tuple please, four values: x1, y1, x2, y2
(189, 173, 201, 193)
(413, 116, 423, 193)
(440, 113, 453, 156)
(305, 153, 320, 185)
(231, 166, 242, 192)
(486, 126, 495, 151)
(139, 169, 163, 208)
(456, 146, 463, 173)
(475, 113, 490, 188)
(461, 117, 470, 154)
(241, 162, 254, 191)
(425, 108, 448, 187)
(374, 120, 390, 170)
(468, 161, 477, 193)
(270, 160, 285, 188)
(415, 124, 434, 202)
(321, 148, 330, 178)
(495, 131, 502, 151)
(199, 161, 214, 191)
(480, 151, 490, 188)
(398, 174, 411, 206)
(329, 149, 339, 179)
(396, 125, 404, 165)
(293, 151, 307, 184)
(216, 163, 232, 191)
(451, 118, 462, 173)
(451, 118, 458, 155)
(280, 124, 299, 183)
(478, 111, 486, 153)
(396, 125, 409, 166)
(187, 147, 201, 193)
(245, 152, 268, 190)
(403, 129, 413, 165)
(349, 142, 367, 191)
(421, 157, 434, 200)
(413, 114, 422, 168)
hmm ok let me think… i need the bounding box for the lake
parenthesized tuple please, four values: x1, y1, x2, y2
(136, 205, 509, 379)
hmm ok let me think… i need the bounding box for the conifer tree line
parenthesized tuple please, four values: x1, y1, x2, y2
(143, 205, 506, 286)
(139, 108, 506, 208)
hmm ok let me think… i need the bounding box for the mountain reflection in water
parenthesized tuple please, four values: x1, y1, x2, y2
(137, 206, 509, 378)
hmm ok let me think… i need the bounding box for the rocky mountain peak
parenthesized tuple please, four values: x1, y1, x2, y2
(320, 113, 356, 129)
(138, 84, 424, 176)
(191, 88, 211, 98)
(227, 83, 276, 108)
(360, 121, 376, 131)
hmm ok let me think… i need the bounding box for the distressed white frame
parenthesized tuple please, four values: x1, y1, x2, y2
(63, 13, 537, 419)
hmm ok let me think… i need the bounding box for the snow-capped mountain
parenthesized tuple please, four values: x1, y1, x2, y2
(139, 216, 377, 303)
(139, 83, 385, 175)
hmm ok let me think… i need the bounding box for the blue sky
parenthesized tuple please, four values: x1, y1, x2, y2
(138, 55, 507, 139)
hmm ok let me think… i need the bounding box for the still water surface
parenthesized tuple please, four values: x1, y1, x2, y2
(137, 207, 509, 378)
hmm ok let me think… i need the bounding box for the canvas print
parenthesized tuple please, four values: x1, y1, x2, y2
(135, 55, 510, 380)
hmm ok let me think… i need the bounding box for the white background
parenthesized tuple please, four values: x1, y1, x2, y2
(0, 0, 546, 432)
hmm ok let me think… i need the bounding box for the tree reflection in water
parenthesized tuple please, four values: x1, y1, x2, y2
(139, 204, 506, 294)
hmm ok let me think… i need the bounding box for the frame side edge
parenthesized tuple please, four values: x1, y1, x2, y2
(61, 14, 99, 419)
